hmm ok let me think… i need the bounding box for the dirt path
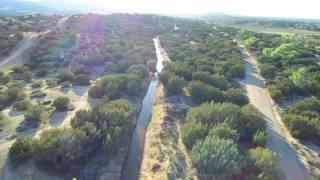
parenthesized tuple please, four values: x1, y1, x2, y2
(0, 33, 38, 69)
(0, 17, 68, 70)
(236, 41, 309, 180)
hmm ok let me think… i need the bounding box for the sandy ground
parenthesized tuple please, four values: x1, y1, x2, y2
(0, 84, 93, 179)
(139, 84, 198, 180)
(236, 40, 311, 180)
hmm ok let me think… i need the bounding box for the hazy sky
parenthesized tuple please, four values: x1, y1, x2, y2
(29, 0, 320, 19)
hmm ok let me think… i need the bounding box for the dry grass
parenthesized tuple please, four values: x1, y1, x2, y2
(139, 84, 198, 180)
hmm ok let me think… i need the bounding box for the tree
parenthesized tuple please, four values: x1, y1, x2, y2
(166, 76, 186, 95)
(53, 97, 70, 111)
(224, 88, 249, 106)
(9, 137, 32, 163)
(191, 136, 241, 178)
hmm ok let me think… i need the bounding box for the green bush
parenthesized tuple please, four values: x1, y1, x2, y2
(13, 99, 32, 111)
(191, 136, 241, 178)
(0, 112, 6, 127)
(127, 64, 149, 78)
(181, 121, 208, 149)
(46, 80, 58, 88)
(249, 147, 279, 179)
(88, 73, 141, 98)
(159, 70, 172, 85)
(208, 123, 239, 142)
(224, 88, 249, 106)
(24, 105, 44, 122)
(31, 80, 44, 88)
(187, 81, 224, 104)
(11, 64, 27, 74)
(166, 76, 186, 95)
(53, 97, 70, 111)
(260, 63, 276, 79)
(33, 128, 91, 171)
(253, 131, 268, 147)
(22, 71, 32, 82)
(36, 69, 48, 77)
(283, 114, 317, 139)
(58, 69, 74, 83)
(0, 74, 10, 85)
(73, 74, 90, 86)
(9, 137, 33, 163)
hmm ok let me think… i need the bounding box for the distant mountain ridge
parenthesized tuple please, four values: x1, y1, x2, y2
(0, 0, 58, 16)
(0, 0, 110, 16)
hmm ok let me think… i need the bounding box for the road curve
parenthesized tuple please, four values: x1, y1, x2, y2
(236, 41, 309, 180)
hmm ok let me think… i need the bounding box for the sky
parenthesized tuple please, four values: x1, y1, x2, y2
(27, 0, 320, 19)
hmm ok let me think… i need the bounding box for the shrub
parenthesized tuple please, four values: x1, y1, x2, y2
(0, 74, 10, 85)
(181, 121, 208, 149)
(24, 105, 44, 122)
(53, 97, 70, 111)
(253, 131, 268, 147)
(13, 99, 32, 111)
(224, 88, 249, 106)
(31, 80, 44, 88)
(127, 64, 149, 78)
(166, 76, 186, 95)
(88, 85, 104, 98)
(249, 147, 279, 179)
(22, 71, 32, 82)
(46, 80, 58, 88)
(58, 69, 74, 83)
(208, 123, 239, 142)
(187, 81, 224, 104)
(268, 85, 282, 100)
(282, 114, 317, 139)
(5, 84, 25, 101)
(260, 63, 276, 79)
(159, 70, 172, 85)
(33, 128, 91, 171)
(0, 112, 5, 127)
(36, 69, 48, 77)
(9, 137, 32, 163)
(11, 64, 27, 74)
(191, 136, 241, 178)
(73, 74, 90, 86)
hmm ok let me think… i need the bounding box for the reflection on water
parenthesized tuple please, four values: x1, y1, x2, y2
(120, 38, 164, 180)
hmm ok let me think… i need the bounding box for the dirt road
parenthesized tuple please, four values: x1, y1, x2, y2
(236, 41, 309, 180)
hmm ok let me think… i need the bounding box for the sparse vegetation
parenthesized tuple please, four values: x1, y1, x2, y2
(52, 96, 70, 111)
